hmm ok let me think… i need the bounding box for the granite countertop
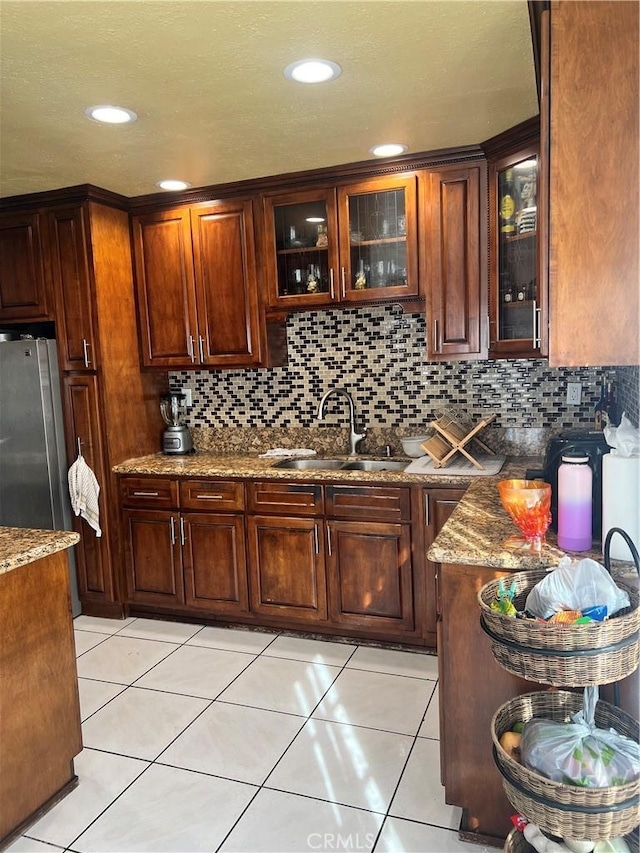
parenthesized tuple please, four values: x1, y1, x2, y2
(427, 461, 637, 576)
(113, 450, 515, 488)
(0, 527, 80, 575)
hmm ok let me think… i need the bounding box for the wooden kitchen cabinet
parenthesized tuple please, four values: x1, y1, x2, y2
(263, 174, 419, 310)
(423, 487, 464, 645)
(120, 477, 248, 615)
(247, 515, 327, 621)
(438, 561, 542, 845)
(48, 205, 100, 371)
(62, 373, 114, 604)
(545, 1, 638, 366)
(325, 483, 418, 639)
(122, 509, 185, 606)
(326, 520, 413, 634)
(131, 198, 264, 369)
(422, 162, 487, 360)
(483, 118, 544, 359)
(246, 479, 327, 622)
(0, 209, 53, 322)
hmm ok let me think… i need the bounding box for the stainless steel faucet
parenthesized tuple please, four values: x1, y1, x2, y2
(317, 388, 367, 455)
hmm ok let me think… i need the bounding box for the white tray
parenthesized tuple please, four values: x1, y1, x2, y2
(404, 454, 506, 476)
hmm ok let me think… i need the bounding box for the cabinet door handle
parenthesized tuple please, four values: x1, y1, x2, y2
(198, 335, 205, 363)
(329, 268, 335, 300)
(76, 437, 83, 457)
(195, 493, 224, 500)
(425, 495, 430, 527)
(433, 320, 439, 352)
(188, 335, 196, 363)
(82, 339, 91, 367)
(133, 491, 159, 497)
(326, 524, 332, 556)
(314, 524, 319, 554)
(533, 300, 541, 349)
(180, 517, 186, 546)
(170, 516, 176, 545)
(340, 267, 346, 298)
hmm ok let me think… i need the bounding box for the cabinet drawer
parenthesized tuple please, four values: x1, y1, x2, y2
(120, 477, 179, 509)
(180, 479, 245, 512)
(247, 481, 323, 516)
(326, 485, 410, 522)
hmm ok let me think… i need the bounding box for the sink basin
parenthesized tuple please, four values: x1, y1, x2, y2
(273, 458, 345, 470)
(340, 460, 408, 472)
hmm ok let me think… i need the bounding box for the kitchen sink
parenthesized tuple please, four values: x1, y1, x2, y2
(273, 458, 346, 470)
(340, 460, 408, 472)
(272, 457, 408, 472)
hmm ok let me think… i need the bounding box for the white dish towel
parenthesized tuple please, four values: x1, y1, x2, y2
(68, 453, 102, 537)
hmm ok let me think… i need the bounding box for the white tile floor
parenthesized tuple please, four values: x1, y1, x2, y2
(9, 616, 495, 853)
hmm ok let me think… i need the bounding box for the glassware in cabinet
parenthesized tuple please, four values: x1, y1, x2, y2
(337, 176, 418, 301)
(263, 188, 340, 308)
(489, 147, 541, 356)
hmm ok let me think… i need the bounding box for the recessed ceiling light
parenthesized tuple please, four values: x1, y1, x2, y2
(369, 143, 408, 158)
(284, 59, 341, 84)
(306, 217, 325, 223)
(156, 180, 192, 191)
(84, 105, 137, 124)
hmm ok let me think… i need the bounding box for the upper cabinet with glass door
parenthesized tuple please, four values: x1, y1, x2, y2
(263, 175, 418, 310)
(489, 145, 543, 357)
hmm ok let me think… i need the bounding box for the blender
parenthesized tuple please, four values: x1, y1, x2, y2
(160, 392, 193, 455)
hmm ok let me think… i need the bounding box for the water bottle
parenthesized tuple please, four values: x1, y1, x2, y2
(557, 453, 593, 552)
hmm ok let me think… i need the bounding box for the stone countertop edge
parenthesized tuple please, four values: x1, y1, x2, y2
(112, 450, 517, 487)
(427, 460, 637, 575)
(0, 527, 80, 575)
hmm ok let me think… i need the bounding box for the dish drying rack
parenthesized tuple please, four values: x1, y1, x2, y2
(421, 408, 496, 470)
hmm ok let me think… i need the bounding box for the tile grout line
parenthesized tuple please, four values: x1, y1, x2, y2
(66, 618, 443, 852)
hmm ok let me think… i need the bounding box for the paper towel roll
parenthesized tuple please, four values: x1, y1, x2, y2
(602, 453, 640, 561)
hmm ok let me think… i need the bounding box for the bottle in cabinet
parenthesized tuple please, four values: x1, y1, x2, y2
(488, 139, 542, 358)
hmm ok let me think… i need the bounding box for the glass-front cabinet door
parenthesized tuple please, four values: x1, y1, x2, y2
(489, 146, 541, 356)
(337, 175, 418, 302)
(263, 175, 418, 309)
(263, 188, 340, 308)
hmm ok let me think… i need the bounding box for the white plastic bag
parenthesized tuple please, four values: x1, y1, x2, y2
(604, 413, 640, 457)
(525, 557, 630, 619)
(521, 688, 640, 788)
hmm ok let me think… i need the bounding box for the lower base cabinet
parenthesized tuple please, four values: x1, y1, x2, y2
(327, 520, 414, 634)
(247, 515, 327, 620)
(183, 513, 248, 613)
(119, 474, 463, 646)
(122, 509, 185, 607)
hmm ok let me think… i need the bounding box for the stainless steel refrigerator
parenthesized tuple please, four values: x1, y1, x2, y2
(0, 338, 81, 615)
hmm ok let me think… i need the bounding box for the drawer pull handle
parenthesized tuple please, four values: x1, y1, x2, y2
(133, 491, 159, 497)
(195, 494, 224, 500)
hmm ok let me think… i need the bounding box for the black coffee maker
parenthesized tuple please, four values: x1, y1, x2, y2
(526, 429, 610, 540)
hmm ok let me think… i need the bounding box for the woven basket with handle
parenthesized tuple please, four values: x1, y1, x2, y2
(478, 569, 639, 686)
(492, 690, 640, 840)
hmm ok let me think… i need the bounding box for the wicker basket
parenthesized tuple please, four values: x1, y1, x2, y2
(491, 690, 640, 840)
(503, 828, 535, 853)
(478, 570, 639, 686)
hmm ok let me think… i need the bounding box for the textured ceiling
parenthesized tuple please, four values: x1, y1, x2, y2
(0, 1, 538, 200)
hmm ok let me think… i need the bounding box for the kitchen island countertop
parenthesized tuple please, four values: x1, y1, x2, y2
(0, 527, 80, 575)
(427, 461, 636, 574)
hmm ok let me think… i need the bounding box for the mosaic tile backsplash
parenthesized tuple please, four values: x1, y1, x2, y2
(171, 305, 638, 435)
